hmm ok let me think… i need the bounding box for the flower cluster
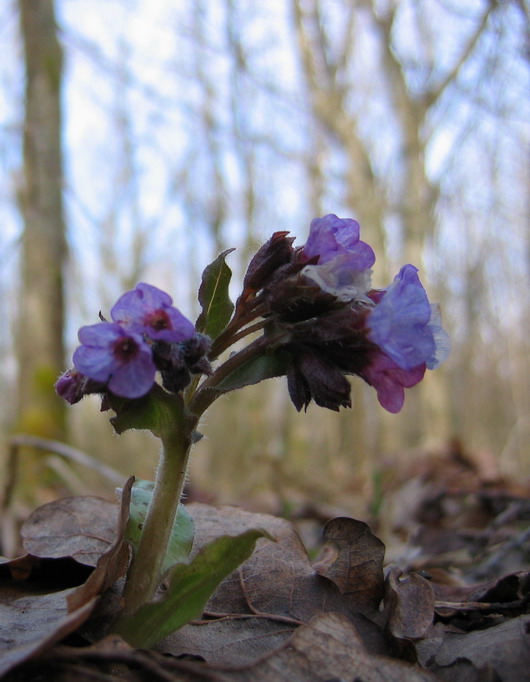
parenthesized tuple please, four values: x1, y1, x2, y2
(56, 283, 211, 402)
(56, 214, 449, 415)
(242, 214, 450, 413)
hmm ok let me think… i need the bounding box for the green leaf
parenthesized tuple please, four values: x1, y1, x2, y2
(196, 249, 235, 340)
(215, 350, 291, 393)
(115, 529, 271, 648)
(123, 479, 194, 574)
(109, 385, 188, 439)
(191, 351, 291, 417)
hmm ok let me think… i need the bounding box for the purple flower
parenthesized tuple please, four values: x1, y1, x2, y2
(300, 215, 375, 301)
(361, 353, 425, 413)
(302, 214, 375, 269)
(55, 370, 106, 404)
(367, 265, 450, 371)
(73, 322, 156, 399)
(111, 282, 195, 343)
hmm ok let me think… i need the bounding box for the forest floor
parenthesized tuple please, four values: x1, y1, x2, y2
(1, 439, 530, 681)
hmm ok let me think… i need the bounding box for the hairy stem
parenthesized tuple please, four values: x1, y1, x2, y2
(121, 408, 196, 615)
(209, 299, 269, 360)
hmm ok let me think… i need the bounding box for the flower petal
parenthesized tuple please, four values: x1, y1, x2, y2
(426, 304, 451, 369)
(111, 282, 195, 342)
(361, 353, 425, 413)
(73, 344, 116, 382)
(107, 348, 156, 398)
(368, 265, 438, 370)
(302, 214, 375, 270)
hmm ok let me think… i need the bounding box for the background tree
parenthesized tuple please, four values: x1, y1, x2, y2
(16, 0, 66, 440)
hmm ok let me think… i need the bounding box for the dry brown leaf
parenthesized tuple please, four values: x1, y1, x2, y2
(5, 634, 135, 682)
(468, 570, 530, 606)
(0, 479, 133, 678)
(229, 612, 439, 682)
(428, 614, 530, 681)
(427, 659, 502, 682)
(430, 570, 530, 625)
(26, 615, 442, 681)
(315, 516, 386, 613)
(385, 566, 435, 639)
(0, 553, 41, 582)
(21, 495, 119, 566)
(157, 616, 297, 666)
(184, 612, 440, 682)
(67, 477, 133, 612)
(0, 588, 97, 678)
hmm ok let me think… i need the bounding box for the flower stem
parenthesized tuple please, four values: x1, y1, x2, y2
(209, 299, 269, 360)
(121, 406, 196, 616)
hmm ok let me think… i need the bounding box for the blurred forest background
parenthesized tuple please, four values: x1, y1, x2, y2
(0, 0, 529, 528)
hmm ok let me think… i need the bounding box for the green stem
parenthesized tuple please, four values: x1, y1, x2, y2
(209, 299, 269, 360)
(120, 323, 287, 615)
(121, 408, 196, 616)
(210, 318, 268, 360)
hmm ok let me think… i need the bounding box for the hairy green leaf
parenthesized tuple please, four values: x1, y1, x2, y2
(196, 249, 235, 340)
(205, 350, 291, 399)
(115, 529, 271, 648)
(215, 351, 291, 393)
(108, 386, 188, 439)
(123, 479, 194, 574)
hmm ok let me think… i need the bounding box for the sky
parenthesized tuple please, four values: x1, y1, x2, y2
(0, 0, 528, 341)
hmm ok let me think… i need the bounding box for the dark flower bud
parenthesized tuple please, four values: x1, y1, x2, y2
(151, 340, 190, 393)
(182, 333, 213, 375)
(152, 333, 212, 394)
(267, 276, 341, 323)
(286, 344, 351, 412)
(160, 366, 192, 394)
(55, 369, 106, 404)
(243, 231, 295, 293)
(290, 307, 375, 375)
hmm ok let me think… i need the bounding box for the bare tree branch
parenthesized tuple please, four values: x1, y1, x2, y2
(424, 0, 498, 108)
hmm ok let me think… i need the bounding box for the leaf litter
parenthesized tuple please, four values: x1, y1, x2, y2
(2, 454, 530, 681)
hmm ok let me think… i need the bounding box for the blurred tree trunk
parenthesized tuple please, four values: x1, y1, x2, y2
(16, 0, 67, 439)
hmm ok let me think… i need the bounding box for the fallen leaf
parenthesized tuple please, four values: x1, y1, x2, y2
(166, 613, 439, 681)
(7, 634, 134, 682)
(0, 554, 92, 592)
(214, 612, 439, 682)
(0, 479, 133, 678)
(0, 553, 41, 582)
(315, 516, 386, 614)
(67, 477, 133, 612)
(0, 588, 96, 678)
(157, 616, 296, 666)
(427, 658, 501, 682)
(21, 495, 119, 566)
(425, 614, 530, 681)
(385, 566, 435, 639)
